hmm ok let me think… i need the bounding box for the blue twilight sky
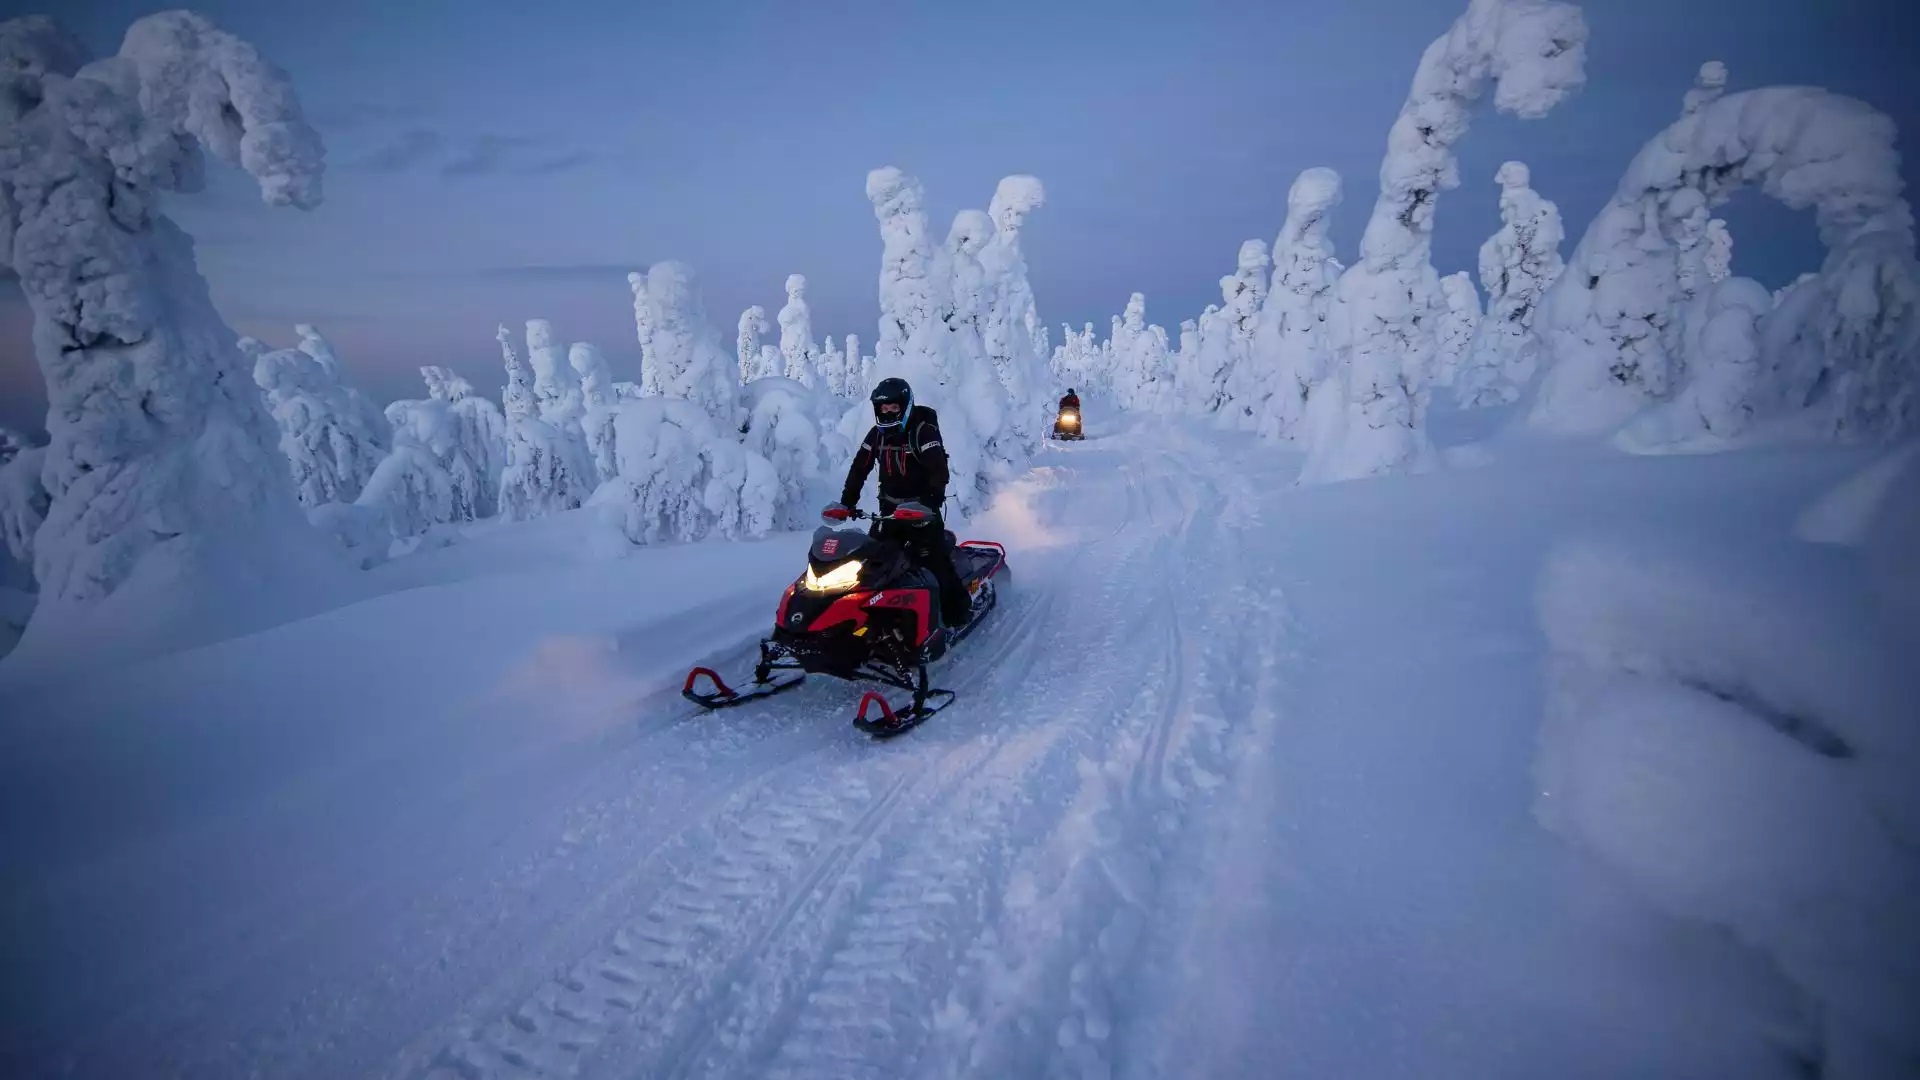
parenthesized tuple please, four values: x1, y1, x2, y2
(1, 0, 1915, 432)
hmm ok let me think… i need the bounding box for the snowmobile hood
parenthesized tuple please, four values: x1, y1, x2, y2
(810, 525, 873, 564)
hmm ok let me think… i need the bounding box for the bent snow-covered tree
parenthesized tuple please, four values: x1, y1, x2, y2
(1215, 240, 1275, 428)
(1253, 167, 1345, 442)
(0, 12, 343, 661)
(1529, 78, 1919, 442)
(1300, 0, 1589, 484)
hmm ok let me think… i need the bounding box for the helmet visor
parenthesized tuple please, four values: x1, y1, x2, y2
(875, 400, 905, 422)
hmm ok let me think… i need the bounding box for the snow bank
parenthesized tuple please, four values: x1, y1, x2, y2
(1535, 536, 1920, 1078)
(0, 11, 348, 681)
(1530, 77, 1918, 443)
(1301, 0, 1588, 484)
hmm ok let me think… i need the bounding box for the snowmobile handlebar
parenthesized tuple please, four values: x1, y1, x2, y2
(821, 503, 936, 525)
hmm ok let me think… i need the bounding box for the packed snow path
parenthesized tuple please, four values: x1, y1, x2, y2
(1, 416, 1854, 1079)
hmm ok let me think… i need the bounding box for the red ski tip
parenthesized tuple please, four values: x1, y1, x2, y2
(855, 690, 896, 725)
(684, 666, 736, 699)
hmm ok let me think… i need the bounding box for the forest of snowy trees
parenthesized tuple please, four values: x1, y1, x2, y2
(0, 0, 1915, 665)
(1053, 0, 1917, 482)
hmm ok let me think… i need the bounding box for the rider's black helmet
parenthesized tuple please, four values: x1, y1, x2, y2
(1067, 388, 1075, 395)
(871, 377, 912, 428)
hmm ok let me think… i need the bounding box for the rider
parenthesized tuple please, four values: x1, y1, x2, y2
(825, 377, 974, 630)
(1060, 387, 1080, 412)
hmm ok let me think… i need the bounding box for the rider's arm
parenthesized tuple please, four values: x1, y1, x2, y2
(912, 417, 949, 499)
(840, 428, 877, 507)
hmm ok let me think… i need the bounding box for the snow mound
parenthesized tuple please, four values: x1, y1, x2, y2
(1534, 535, 1920, 1077)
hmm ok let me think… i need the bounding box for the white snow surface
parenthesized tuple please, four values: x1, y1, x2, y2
(2, 413, 1902, 1079)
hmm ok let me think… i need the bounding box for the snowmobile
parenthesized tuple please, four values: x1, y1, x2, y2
(682, 503, 1008, 737)
(1051, 403, 1083, 440)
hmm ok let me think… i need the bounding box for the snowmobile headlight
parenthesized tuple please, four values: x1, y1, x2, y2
(804, 559, 863, 592)
(1061, 411, 1078, 425)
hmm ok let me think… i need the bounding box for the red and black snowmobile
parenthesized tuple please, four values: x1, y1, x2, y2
(681, 503, 1008, 737)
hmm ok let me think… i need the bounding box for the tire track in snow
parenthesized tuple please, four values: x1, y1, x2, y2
(395, 543, 1068, 1080)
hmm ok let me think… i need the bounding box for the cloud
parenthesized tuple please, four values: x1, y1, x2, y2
(524, 150, 596, 175)
(357, 128, 443, 172)
(442, 134, 534, 178)
(347, 129, 597, 180)
(471, 263, 637, 282)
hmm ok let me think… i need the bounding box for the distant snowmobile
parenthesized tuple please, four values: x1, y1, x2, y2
(1052, 389, 1084, 440)
(682, 503, 1008, 737)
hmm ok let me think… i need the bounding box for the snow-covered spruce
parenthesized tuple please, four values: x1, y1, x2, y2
(356, 396, 483, 543)
(420, 366, 508, 516)
(1615, 277, 1776, 448)
(496, 325, 592, 521)
(0, 431, 48, 565)
(1300, 0, 1588, 484)
(1705, 218, 1732, 284)
(777, 274, 818, 388)
(1529, 80, 1919, 442)
(588, 397, 777, 545)
(0, 11, 347, 669)
(634, 262, 740, 426)
(1433, 272, 1483, 390)
(571, 342, 620, 485)
(1104, 293, 1175, 412)
(864, 166, 1002, 515)
(981, 175, 1050, 449)
(1212, 241, 1274, 427)
(252, 330, 390, 507)
(945, 209, 997, 403)
(1052, 322, 1102, 397)
(1251, 167, 1345, 443)
(629, 271, 662, 397)
(1454, 161, 1565, 407)
(736, 306, 774, 384)
(526, 318, 587, 437)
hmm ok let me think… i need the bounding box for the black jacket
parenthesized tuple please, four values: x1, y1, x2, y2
(1059, 393, 1080, 411)
(841, 403, 949, 512)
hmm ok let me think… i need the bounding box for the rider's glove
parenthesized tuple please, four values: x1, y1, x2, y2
(821, 503, 852, 522)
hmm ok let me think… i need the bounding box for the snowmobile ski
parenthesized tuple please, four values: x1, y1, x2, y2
(682, 665, 805, 710)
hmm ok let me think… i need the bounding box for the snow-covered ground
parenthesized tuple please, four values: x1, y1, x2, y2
(3, 410, 1909, 1079)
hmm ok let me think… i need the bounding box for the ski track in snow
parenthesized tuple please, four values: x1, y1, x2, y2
(386, 423, 1271, 1080)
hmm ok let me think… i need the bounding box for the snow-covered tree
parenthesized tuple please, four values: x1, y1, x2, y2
(777, 275, 817, 387)
(628, 271, 661, 398)
(252, 332, 390, 507)
(1105, 293, 1174, 411)
(845, 333, 866, 396)
(1433, 272, 1483, 388)
(1252, 167, 1345, 442)
(571, 342, 621, 485)
(1681, 59, 1727, 117)
(356, 398, 476, 540)
(526, 319, 586, 435)
(1300, 0, 1588, 484)
(1454, 161, 1565, 406)
(739, 378, 830, 530)
(0, 430, 48, 565)
(633, 262, 739, 425)
(496, 325, 591, 520)
(865, 166, 999, 514)
(0, 12, 346, 661)
(587, 397, 777, 545)
(295, 324, 387, 438)
(1705, 218, 1732, 284)
(981, 176, 1049, 448)
(1214, 240, 1276, 428)
(1616, 277, 1776, 447)
(737, 306, 774, 384)
(1529, 79, 1918, 442)
(1053, 322, 1102, 395)
(946, 209, 997, 386)
(419, 366, 507, 517)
